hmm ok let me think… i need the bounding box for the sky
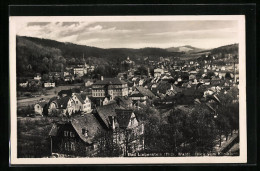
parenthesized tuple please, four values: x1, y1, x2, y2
(16, 20, 239, 49)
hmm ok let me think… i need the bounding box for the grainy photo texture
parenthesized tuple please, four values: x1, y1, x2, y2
(9, 16, 246, 164)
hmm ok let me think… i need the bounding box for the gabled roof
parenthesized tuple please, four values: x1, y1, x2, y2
(71, 114, 104, 144)
(115, 109, 133, 128)
(96, 103, 124, 128)
(129, 93, 145, 97)
(135, 86, 156, 99)
(49, 115, 104, 144)
(50, 96, 71, 109)
(74, 93, 85, 104)
(80, 93, 88, 101)
(57, 96, 71, 109)
(93, 78, 127, 85)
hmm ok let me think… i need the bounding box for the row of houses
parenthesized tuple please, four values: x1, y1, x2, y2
(49, 101, 144, 157)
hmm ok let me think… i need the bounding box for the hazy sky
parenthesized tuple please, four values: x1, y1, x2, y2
(17, 20, 238, 49)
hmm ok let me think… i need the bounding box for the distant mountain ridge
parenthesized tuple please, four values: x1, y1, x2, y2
(166, 45, 205, 53)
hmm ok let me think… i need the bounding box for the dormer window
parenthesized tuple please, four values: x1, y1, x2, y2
(82, 129, 88, 137)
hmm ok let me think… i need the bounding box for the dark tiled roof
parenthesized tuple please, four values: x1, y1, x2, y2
(115, 109, 133, 128)
(128, 81, 134, 87)
(51, 96, 71, 109)
(129, 93, 145, 97)
(71, 114, 104, 144)
(93, 78, 127, 85)
(96, 103, 124, 128)
(74, 93, 85, 104)
(115, 96, 132, 107)
(80, 93, 88, 101)
(135, 86, 156, 99)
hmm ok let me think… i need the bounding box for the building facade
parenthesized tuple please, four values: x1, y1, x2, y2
(92, 78, 128, 100)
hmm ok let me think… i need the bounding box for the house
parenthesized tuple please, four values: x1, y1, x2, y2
(48, 96, 76, 116)
(49, 114, 104, 157)
(84, 79, 95, 87)
(49, 72, 63, 81)
(127, 81, 135, 94)
(64, 75, 74, 82)
(19, 81, 28, 88)
(73, 67, 84, 77)
(34, 100, 48, 116)
(114, 109, 144, 156)
(95, 103, 125, 129)
(129, 93, 147, 106)
(44, 82, 55, 88)
(154, 68, 164, 78)
(117, 72, 127, 80)
(189, 74, 196, 81)
(72, 93, 92, 113)
(34, 73, 41, 80)
(102, 97, 115, 106)
(95, 105, 144, 156)
(63, 71, 71, 77)
(189, 71, 197, 75)
(91, 78, 128, 100)
(211, 77, 222, 86)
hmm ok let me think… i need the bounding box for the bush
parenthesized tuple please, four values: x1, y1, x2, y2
(24, 92, 32, 97)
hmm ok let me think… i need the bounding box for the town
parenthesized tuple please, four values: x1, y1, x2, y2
(16, 36, 239, 158)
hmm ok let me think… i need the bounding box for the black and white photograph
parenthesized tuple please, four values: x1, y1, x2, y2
(9, 15, 246, 164)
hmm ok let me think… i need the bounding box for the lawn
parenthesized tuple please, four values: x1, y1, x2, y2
(17, 116, 66, 158)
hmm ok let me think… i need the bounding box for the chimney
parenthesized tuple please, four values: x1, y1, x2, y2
(108, 116, 115, 130)
(101, 76, 104, 80)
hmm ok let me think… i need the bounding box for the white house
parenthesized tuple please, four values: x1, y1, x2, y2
(34, 73, 41, 80)
(72, 93, 92, 113)
(44, 82, 55, 88)
(48, 96, 76, 116)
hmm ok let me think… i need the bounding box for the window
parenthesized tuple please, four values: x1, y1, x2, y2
(65, 142, 69, 151)
(70, 131, 75, 137)
(71, 142, 75, 151)
(64, 131, 69, 137)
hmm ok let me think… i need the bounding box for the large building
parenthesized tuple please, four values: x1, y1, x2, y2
(92, 78, 128, 100)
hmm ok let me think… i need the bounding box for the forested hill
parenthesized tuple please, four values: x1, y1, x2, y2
(16, 36, 181, 76)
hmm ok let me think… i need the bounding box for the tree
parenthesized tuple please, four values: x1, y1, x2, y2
(70, 58, 76, 64)
(181, 105, 218, 155)
(43, 57, 49, 64)
(136, 66, 148, 76)
(94, 130, 122, 157)
(42, 74, 49, 81)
